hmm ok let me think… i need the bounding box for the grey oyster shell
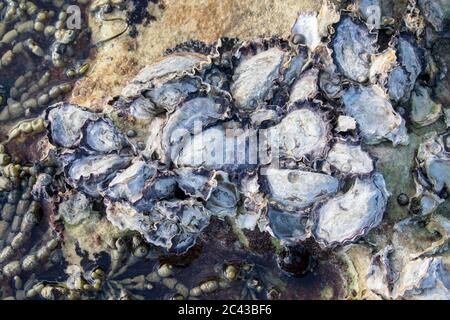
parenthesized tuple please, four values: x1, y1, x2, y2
(144, 77, 200, 114)
(416, 131, 450, 194)
(387, 36, 424, 104)
(121, 52, 209, 99)
(312, 173, 389, 247)
(332, 16, 376, 82)
(264, 167, 339, 210)
(106, 199, 210, 254)
(83, 119, 128, 154)
(231, 46, 285, 111)
(205, 172, 239, 218)
(410, 84, 442, 127)
(324, 140, 374, 175)
(65, 154, 132, 197)
(47, 103, 98, 148)
(342, 84, 409, 146)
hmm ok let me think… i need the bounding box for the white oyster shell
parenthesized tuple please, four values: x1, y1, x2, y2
(269, 107, 330, 161)
(325, 141, 374, 175)
(163, 97, 228, 162)
(312, 173, 389, 247)
(105, 161, 157, 203)
(264, 167, 339, 209)
(392, 257, 450, 300)
(231, 47, 285, 111)
(342, 84, 409, 146)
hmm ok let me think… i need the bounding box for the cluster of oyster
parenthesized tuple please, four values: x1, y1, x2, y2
(1, 0, 450, 299)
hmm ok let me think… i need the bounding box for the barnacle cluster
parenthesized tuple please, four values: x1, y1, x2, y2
(1, 0, 450, 300)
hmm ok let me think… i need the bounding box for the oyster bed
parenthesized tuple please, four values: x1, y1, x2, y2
(1, 0, 450, 300)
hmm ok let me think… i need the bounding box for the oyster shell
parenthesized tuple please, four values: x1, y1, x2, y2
(410, 84, 442, 127)
(83, 119, 128, 154)
(312, 173, 389, 247)
(324, 140, 374, 175)
(342, 84, 409, 146)
(416, 131, 450, 194)
(288, 68, 319, 104)
(264, 167, 339, 210)
(121, 52, 209, 99)
(65, 154, 132, 197)
(387, 36, 424, 103)
(231, 46, 285, 111)
(105, 199, 210, 254)
(332, 16, 376, 82)
(162, 96, 229, 162)
(266, 205, 310, 243)
(268, 105, 331, 161)
(392, 257, 450, 300)
(105, 161, 157, 204)
(47, 103, 98, 148)
(291, 12, 321, 51)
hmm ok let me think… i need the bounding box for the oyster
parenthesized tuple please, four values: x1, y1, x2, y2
(387, 36, 424, 104)
(416, 131, 450, 194)
(291, 12, 321, 51)
(332, 16, 376, 82)
(324, 140, 374, 175)
(231, 46, 285, 111)
(106, 199, 210, 254)
(121, 52, 209, 99)
(268, 105, 331, 161)
(162, 96, 229, 162)
(65, 154, 132, 197)
(47, 103, 98, 148)
(410, 84, 442, 127)
(83, 119, 128, 154)
(392, 257, 450, 300)
(288, 68, 319, 104)
(105, 161, 157, 204)
(264, 167, 339, 210)
(266, 205, 310, 243)
(312, 173, 389, 247)
(342, 84, 409, 146)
